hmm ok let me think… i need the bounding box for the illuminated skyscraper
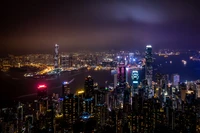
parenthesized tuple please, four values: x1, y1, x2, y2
(62, 82, 71, 96)
(62, 81, 79, 131)
(94, 89, 105, 105)
(132, 70, 139, 95)
(37, 84, 48, 114)
(111, 69, 118, 88)
(172, 74, 180, 87)
(95, 104, 106, 125)
(54, 44, 59, 69)
(118, 63, 126, 88)
(129, 53, 134, 65)
(60, 55, 68, 69)
(145, 45, 153, 98)
(180, 83, 187, 101)
(123, 89, 131, 113)
(46, 106, 54, 133)
(69, 54, 73, 67)
(63, 94, 78, 131)
(82, 97, 94, 115)
(196, 82, 200, 99)
(37, 85, 48, 99)
(84, 75, 94, 97)
(116, 63, 127, 109)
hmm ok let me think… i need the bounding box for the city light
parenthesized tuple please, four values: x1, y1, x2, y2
(1, 1, 200, 132)
(77, 90, 84, 94)
(59, 98, 64, 101)
(133, 81, 138, 84)
(63, 81, 69, 85)
(146, 45, 152, 48)
(37, 85, 47, 89)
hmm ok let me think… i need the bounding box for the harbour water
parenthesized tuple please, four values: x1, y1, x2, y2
(0, 54, 200, 107)
(0, 69, 113, 107)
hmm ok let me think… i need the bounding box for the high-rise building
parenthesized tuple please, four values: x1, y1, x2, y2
(95, 104, 106, 126)
(62, 81, 79, 131)
(84, 75, 94, 97)
(180, 83, 187, 101)
(37, 84, 48, 115)
(69, 54, 73, 67)
(145, 45, 153, 98)
(118, 63, 126, 88)
(132, 70, 139, 95)
(94, 89, 105, 105)
(46, 106, 54, 133)
(54, 44, 59, 69)
(171, 74, 180, 87)
(128, 53, 134, 65)
(60, 55, 68, 69)
(116, 63, 126, 109)
(123, 89, 131, 113)
(111, 69, 118, 88)
(63, 94, 78, 131)
(37, 85, 48, 98)
(62, 82, 71, 96)
(82, 97, 94, 115)
(196, 82, 200, 99)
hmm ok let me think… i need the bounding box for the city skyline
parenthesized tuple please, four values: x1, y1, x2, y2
(1, 1, 200, 55)
(0, 45, 199, 132)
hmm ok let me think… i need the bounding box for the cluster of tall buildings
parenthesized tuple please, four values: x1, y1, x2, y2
(1, 45, 200, 132)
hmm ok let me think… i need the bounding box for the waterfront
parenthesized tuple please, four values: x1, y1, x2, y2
(154, 54, 200, 81)
(0, 69, 113, 107)
(0, 54, 200, 107)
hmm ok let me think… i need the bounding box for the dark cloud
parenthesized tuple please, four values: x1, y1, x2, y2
(0, 1, 200, 55)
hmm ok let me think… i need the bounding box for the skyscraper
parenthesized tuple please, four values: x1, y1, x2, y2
(128, 53, 134, 65)
(172, 74, 180, 87)
(82, 97, 94, 116)
(54, 44, 59, 69)
(84, 75, 94, 97)
(37, 84, 48, 99)
(37, 84, 48, 114)
(132, 70, 139, 95)
(117, 63, 126, 88)
(60, 55, 68, 69)
(145, 45, 153, 98)
(63, 94, 78, 131)
(180, 83, 187, 101)
(111, 69, 118, 88)
(196, 81, 200, 99)
(62, 81, 71, 96)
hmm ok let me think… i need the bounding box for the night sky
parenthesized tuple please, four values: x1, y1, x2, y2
(0, 1, 200, 55)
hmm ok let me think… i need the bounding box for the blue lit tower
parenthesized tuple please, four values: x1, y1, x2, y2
(131, 70, 139, 95)
(54, 44, 59, 69)
(145, 45, 154, 98)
